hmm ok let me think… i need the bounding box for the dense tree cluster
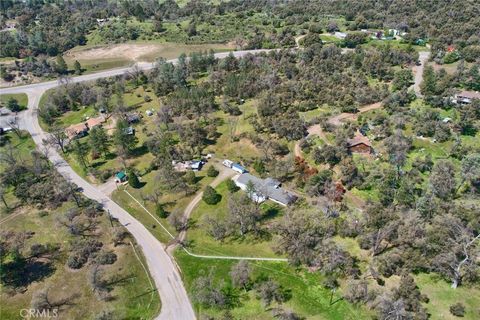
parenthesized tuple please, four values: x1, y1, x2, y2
(2, 0, 479, 61)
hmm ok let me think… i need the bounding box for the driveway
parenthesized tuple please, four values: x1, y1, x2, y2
(0, 49, 276, 320)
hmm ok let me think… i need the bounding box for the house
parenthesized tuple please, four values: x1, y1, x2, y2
(125, 113, 140, 124)
(347, 132, 373, 154)
(190, 160, 203, 171)
(453, 91, 480, 105)
(65, 123, 88, 139)
(96, 18, 110, 26)
(114, 171, 127, 183)
(64, 116, 106, 139)
(124, 126, 135, 135)
(415, 39, 426, 46)
(334, 32, 347, 39)
(234, 173, 297, 206)
(85, 116, 106, 129)
(232, 163, 248, 174)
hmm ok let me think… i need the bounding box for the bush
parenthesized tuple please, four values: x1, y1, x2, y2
(67, 254, 87, 269)
(207, 165, 219, 177)
(95, 251, 117, 265)
(226, 179, 239, 193)
(156, 204, 168, 218)
(38, 210, 49, 218)
(184, 170, 196, 185)
(202, 186, 221, 205)
(449, 303, 465, 317)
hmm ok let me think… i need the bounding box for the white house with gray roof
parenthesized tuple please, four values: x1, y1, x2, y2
(233, 173, 297, 206)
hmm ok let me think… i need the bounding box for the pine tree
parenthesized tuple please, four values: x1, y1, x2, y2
(89, 126, 110, 158)
(74, 60, 82, 75)
(127, 168, 141, 188)
(156, 204, 168, 218)
(72, 140, 90, 168)
(202, 186, 221, 205)
(55, 55, 68, 74)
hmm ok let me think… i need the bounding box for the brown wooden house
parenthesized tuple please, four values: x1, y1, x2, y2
(347, 133, 373, 154)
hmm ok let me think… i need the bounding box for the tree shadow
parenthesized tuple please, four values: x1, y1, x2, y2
(130, 145, 149, 157)
(91, 161, 107, 169)
(1, 258, 55, 288)
(261, 206, 281, 222)
(132, 181, 147, 189)
(104, 153, 117, 160)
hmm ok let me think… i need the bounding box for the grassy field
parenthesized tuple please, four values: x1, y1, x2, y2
(111, 165, 217, 244)
(186, 181, 283, 257)
(0, 93, 28, 110)
(0, 132, 160, 320)
(210, 99, 262, 161)
(175, 249, 373, 320)
(415, 274, 480, 320)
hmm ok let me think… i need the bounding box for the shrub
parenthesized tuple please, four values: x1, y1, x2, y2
(67, 254, 87, 269)
(449, 303, 465, 317)
(207, 165, 219, 177)
(253, 160, 265, 174)
(184, 171, 196, 185)
(202, 186, 221, 205)
(96, 251, 117, 265)
(156, 204, 168, 218)
(226, 179, 239, 193)
(38, 210, 49, 218)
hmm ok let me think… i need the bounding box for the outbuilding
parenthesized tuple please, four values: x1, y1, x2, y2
(114, 171, 128, 183)
(232, 163, 247, 174)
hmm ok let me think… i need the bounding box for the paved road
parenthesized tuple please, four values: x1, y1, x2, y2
(0, 49, 272, 320)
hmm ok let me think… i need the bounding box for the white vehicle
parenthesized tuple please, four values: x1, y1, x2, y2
(222, 159, 233, 168)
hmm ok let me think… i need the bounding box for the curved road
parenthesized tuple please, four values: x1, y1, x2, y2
(0, 49, 271, 320)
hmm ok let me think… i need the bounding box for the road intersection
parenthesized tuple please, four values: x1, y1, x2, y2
(0, 49, 272, 320)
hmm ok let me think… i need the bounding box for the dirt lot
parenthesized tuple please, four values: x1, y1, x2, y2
(64, 42, 233, 63)
(64, 43, 160, 62)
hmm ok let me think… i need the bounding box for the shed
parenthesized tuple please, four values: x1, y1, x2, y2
(232, 163, 247, 174)
(115, 171, 127, 183)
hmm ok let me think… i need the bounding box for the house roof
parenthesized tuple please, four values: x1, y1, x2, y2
(65, 123, 88, 138)
(232, 163, 247, 171)
(236, 173, 297, 205)
(457, 91, 480, 100)
(115, 171, 126, 180)
(85, 116, 105, 128)
(347, 132, 372, 148)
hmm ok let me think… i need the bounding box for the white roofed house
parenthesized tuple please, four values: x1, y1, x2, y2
(453, 91, 480, 105)
(233, 173, 297, 206)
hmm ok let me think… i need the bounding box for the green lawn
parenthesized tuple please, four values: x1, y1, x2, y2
(415, 273, 480, 320)
(0, 93, 28, 110)
(175, 249, 373, 319)
(111, 166, 217, 244)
